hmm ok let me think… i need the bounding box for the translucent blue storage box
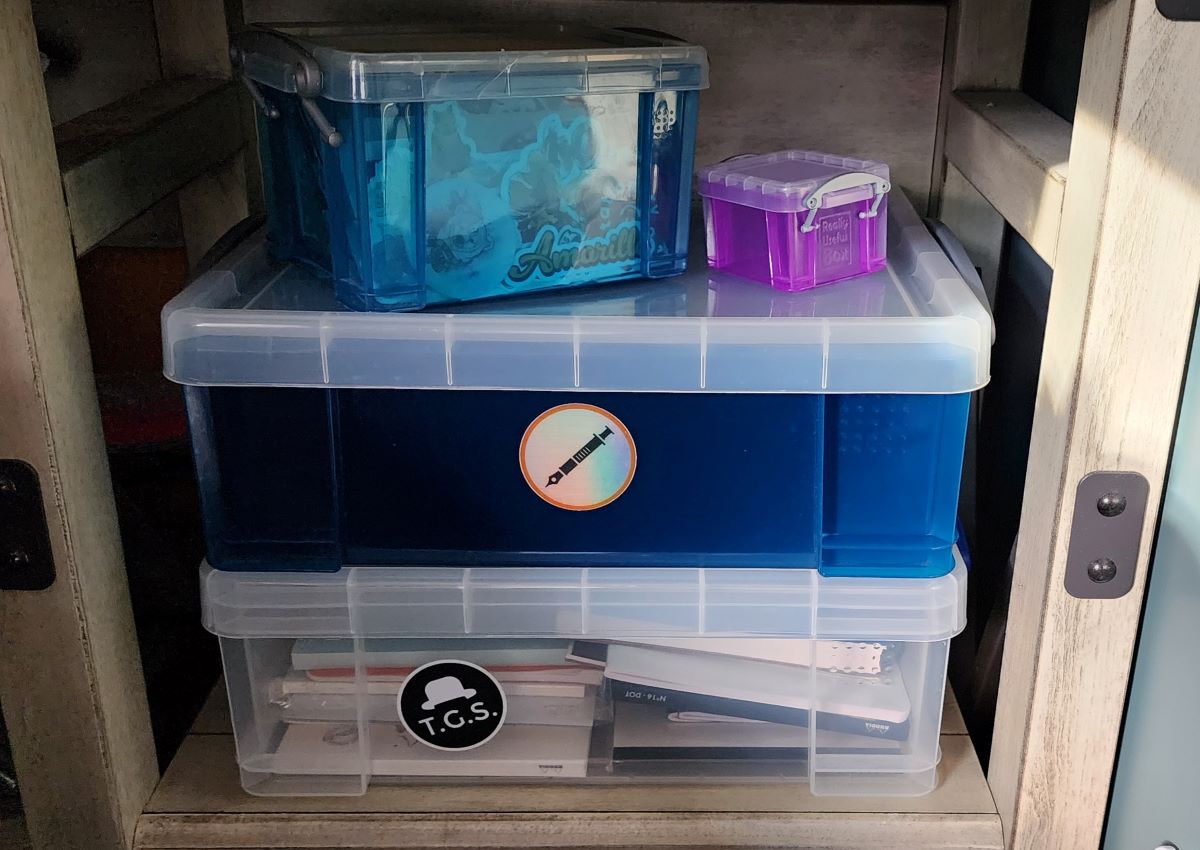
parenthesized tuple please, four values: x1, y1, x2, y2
(231, 24, 708, 311)
(162, 191, 992, 576)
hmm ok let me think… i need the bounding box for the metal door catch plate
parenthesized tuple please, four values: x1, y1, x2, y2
(0, 460, 55, 591)
(1064, 471, 1149, 600)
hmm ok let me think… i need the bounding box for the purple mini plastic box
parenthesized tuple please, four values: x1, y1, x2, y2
(699, 151, 891, 291)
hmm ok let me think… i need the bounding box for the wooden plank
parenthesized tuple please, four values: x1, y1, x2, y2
(153, 0, 232, 78)
(0, 817, 30, 850)
(154, 0, 251, 266)
(144, 734, 994, 817)
(988, 5, 1200, 850)
(950, 0, 1032, 90)
(191, 679, 231, 735)
(944, 91, 1071, 267)
(176, 152, 251, 267)
(32, 0, 163, 127)
(54, 78, 242, 256)
(135, 811, 1004, 850)
(942, 684, 968, 736)
(0, 4, 159, 849)
(929, 0, 1033, 211)
(929, 0, 1031, 210)
(137, 730, 1000, 848)
(244, 1, 947, 210)
(936, 163, 1005, 303)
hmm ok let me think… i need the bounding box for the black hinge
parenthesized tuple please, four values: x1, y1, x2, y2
(1158, 0, 1200, 20)
(0, 460, 56, 591)
(1063, 471, 1150, 600)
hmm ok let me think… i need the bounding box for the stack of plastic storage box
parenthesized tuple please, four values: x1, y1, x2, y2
(166, 23, 991, 798)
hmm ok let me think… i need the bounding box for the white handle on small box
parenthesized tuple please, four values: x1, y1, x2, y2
(800, 172, 891, 233)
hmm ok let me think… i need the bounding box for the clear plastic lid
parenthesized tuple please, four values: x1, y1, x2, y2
(201, 547, 966, 641)
(162, 191, 991, 394)
(234, 23, 709, 102)
(698, 151, 891, 213)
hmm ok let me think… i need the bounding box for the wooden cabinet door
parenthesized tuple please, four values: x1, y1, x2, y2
(0, 5, 157, 849)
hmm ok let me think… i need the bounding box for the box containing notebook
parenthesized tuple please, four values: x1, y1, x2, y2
(202, 547, 966, 797)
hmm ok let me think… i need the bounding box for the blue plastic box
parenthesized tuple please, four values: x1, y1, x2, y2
(163, 192, 992, 576)
(231, 24, 708, 311)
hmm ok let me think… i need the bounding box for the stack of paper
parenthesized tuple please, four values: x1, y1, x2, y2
(267, 636, 911, 776)
(274, 638, 603, 727)
(269, 638, 601, 777)
(276, 720, 593, 778)
(572, 638, 911, 761)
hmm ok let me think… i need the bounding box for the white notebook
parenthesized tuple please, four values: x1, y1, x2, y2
(271, 672, 597, 727)
(567, 639, 888, 674)
(605, 644, 910, 723)
(277, 670, 590, 698)
(275, 721, 592, 778)
(292, 638, 573, 671)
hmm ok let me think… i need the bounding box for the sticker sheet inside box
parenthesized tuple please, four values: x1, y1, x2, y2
(699, 151, 891, 292)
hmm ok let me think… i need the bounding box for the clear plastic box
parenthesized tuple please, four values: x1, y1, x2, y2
(231, 24, 708, 311)
(202, 548, 966, 796)
(699, 151, 891, 291)
(162, 191, 991, 576)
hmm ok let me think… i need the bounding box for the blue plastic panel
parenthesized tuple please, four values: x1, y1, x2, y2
(190, 386, 966, 576)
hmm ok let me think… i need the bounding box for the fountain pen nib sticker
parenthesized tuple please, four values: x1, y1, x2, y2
(520, 403, 636, 510)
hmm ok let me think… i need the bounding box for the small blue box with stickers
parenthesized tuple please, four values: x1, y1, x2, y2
(231, 23, 708, 311)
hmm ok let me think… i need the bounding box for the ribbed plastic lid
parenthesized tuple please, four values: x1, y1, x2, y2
(200, 548, 967, 641)
(698, 151, 891, 213)
(238, 23, 709, 102)
(162, 191, 992, 394)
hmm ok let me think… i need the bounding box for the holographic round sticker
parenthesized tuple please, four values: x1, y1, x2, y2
(520, 404, 636, 510)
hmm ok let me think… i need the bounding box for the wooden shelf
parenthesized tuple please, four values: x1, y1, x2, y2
(53, 77, 243, 256)
(134, 683, 1000, 850)
(945, 90, 1072, 267)
(0, 817, 29, 850)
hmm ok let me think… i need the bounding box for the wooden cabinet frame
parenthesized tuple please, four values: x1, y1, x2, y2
(3, 0, 1199, 847)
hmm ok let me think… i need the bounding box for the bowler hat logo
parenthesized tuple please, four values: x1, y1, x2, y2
(397, 660, 506, 751)
(421, 676, 477, 710)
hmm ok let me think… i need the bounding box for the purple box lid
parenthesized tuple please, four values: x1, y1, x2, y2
(698, 150, 890, 213)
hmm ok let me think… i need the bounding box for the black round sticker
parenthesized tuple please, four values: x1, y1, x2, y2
(396, 660, 507, 751)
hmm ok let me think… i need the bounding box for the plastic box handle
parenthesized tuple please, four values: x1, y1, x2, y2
(799, 172, 891, 233)
(230, 29, 343, 147)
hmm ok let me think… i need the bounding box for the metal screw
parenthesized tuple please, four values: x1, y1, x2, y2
(4, 548, 31, 570)
(2, 548, 32, 572)
(1087, 557, 1118, 583)
(1097, 492, 1127, 517)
